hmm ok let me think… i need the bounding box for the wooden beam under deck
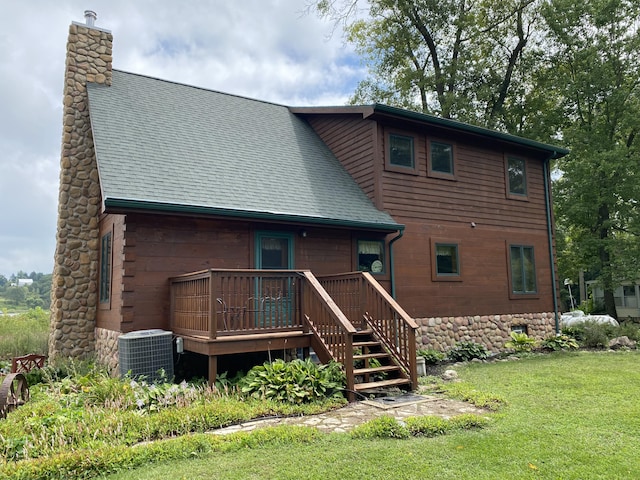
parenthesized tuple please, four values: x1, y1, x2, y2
(181, 331, 314, 385)
(182, 331, 314, 357)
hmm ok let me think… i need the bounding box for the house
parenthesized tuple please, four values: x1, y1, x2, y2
(49, 13, 568, 394)
(586, 281, 640, 320)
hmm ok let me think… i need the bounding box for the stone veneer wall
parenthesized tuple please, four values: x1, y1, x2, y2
(416, 312, 556, 353)
(95, 328, 120, 375)
(49, 22, 113, 361)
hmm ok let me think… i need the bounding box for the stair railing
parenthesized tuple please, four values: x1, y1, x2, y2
(299, 271, 356, 400)
(319, 272, 418, 389)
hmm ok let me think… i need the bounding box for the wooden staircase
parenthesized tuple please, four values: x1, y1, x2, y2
(352, 329, 412, 393)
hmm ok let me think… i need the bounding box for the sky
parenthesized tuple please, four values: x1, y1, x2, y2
(0, 0, 363, 278)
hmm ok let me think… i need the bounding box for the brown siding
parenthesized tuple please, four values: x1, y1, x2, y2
(303, 115, 556, 319)
(305, 115, 377, 202)
(110, 214, 364, 333)
(97, 214, 125, 331)
(391, 222, 553, 318)
(378, 123, 554, 318)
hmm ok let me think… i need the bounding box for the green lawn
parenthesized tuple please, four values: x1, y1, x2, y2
(107, 351, 640, 480)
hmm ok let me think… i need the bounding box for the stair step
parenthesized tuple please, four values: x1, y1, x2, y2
(354, 365, 400, 375)
(353, 341, 380, 348)
(354, 329, 373, 336)
(353, 352, 389, 360)
(354, 378, 412, 391)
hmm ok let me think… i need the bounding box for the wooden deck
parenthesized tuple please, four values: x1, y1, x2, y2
(169, 269, 418, 400)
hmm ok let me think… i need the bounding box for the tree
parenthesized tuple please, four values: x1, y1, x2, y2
(315, 0, 550, 134)
(5, 286, 26, 306)
(548, 0, 640, 318)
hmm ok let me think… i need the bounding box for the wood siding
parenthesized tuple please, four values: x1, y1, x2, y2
(98, 213, 379, 333)
(305, 114, 378, 203)
(303, 115, 556, 319)
(97, 214, 124, 331)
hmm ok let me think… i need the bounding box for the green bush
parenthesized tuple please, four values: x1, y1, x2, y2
(405, 413, 490, 437)
(417, 348, 446, 365)
(446, 341, 489, 362)
(581, 321, 616, 349)
(541, 334, 580, 351)
(504, 331, 537, 353)
(240, 358, 345, 404)
(350, 415, 410, 439)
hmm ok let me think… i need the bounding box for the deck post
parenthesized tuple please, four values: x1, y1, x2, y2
(208, 355, 217, 386)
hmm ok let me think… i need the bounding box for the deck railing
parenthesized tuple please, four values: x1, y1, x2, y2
(169, 269, 416, 393)
(170, 269, 304, 339)
(319, 272, 418, 388)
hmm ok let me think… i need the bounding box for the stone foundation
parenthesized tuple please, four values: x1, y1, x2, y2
(95, 327, 120, 375)
(416, 312, 556, 353)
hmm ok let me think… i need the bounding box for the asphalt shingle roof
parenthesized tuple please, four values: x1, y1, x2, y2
(87, 70, 401, 231)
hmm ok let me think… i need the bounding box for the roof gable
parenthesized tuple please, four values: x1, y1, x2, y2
(87, 71, 401, 231)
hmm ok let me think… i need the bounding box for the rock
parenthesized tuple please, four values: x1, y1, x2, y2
(442, 369, 458, 381)
(608, 336, 636, 350)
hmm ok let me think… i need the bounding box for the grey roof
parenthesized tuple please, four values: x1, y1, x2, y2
(86, 70, 402, 231)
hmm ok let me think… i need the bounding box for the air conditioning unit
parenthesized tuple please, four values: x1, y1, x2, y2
(118, 329, 174, 383)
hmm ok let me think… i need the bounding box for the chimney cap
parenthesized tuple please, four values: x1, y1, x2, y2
(84, 10, 97, 27)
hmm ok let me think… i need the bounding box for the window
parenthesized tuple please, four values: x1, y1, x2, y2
(509, 245, 537, 294)
(506, 156, 527, 197)
(99, 232, 112, 303)
(624, 286, 638, 308)
(428, 140, 455, 178)
(357, 240, 384, 274)
(386, 133, 417, 173)
(430, 239, 462, 281)
(435, 244, 459, 276)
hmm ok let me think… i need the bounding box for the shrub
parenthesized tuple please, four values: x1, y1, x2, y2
(446, 341, 489, 362)
(581, 321, 615, 349)
(541, 334, 579, 351)
(240, 358, 345, 404)
(350, 415, 410, 439)
(406, 413, 490, 437)
(417, 348, 446, 365)
(504, 331, 537, 353)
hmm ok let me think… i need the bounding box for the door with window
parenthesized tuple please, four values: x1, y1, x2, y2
(255, 232, 294, 327)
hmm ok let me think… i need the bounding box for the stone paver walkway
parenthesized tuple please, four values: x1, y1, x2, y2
(212, 394, 488, 435)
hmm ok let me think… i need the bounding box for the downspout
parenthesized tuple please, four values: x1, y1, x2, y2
(543, 156, 561, 334)
(388, 229, 404, 298)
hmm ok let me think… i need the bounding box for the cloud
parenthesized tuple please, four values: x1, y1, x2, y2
(0, 1, 359, 277)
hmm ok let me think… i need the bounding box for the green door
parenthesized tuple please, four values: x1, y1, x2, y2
(255, 232, 294, 327)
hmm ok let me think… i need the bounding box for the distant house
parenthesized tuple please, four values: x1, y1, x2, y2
(17, 279, 33, 287)
(50, 13, 568, 393)
(587, 281, 640, 320)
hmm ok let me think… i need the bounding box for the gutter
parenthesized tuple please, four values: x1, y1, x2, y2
(388, 229, 404, 298)
(543, 156, 561, 334)
(104, 197, 403, 233)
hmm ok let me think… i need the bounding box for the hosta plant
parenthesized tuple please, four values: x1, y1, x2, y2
(240, 358, 345, 404)
(504, 331, 537, 353)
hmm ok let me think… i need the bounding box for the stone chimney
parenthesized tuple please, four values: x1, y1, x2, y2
(49, 13, 112, 361)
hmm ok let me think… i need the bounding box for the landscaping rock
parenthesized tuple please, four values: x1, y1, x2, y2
(442, 369, 458, 381)
(608, 336, 636, 350)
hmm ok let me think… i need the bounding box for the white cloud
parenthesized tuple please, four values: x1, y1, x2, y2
(0, 0, 361, 277)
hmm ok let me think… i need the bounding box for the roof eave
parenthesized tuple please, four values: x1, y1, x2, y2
(371, 104, 569, 159)
(103, 198, 404, 233)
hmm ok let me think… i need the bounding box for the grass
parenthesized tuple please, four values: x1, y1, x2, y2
(0, 308, 49, 361)
(102, 351, 640, 480)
